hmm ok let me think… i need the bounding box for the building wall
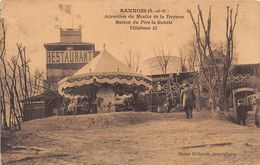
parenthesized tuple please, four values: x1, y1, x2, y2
(44, 28, 96, 91)
(23, 101, 46, 121)
(60, 28, 82, 43)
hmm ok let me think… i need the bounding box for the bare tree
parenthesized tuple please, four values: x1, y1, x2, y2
(0, 19, 45, 130)
(0, 68, 8, 129)
(186, 39, 199, 72)
(0, 19, 21, 129)
(187, 4, 239, 111)
(179, 48, 187, 72)
(16, 44, 45, 121)
(0, 19, 8, 129)
(8, 56, 23, 129)
(153, 45, 172, 74)
(124, 48, 141, 73)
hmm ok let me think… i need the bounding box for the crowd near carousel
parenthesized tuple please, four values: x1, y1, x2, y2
(57, 48, 260, 121)
(22, 47, 260, 128)
(58, 49, 152, 115)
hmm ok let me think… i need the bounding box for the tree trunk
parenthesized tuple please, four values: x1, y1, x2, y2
(0, 78, 8, 129)
(218, 84, 228, 111)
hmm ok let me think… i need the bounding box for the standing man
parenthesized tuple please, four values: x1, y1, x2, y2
(180, 83, 196, 119)
(236, 99, 248, 126)
(254, 98, 260, 128)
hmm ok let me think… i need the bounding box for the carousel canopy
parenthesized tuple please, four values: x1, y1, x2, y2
(74, 50, 134, 75)
(58, 50, 152, 97)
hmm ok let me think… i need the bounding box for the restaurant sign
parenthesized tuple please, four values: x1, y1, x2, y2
(46, 50, 93, 64)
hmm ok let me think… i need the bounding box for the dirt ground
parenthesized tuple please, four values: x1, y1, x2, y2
(1, 111, 260, 165)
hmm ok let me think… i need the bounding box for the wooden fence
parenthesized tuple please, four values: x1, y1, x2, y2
(147, 74, 259, 111)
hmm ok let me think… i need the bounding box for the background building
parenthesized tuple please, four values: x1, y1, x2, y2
(141, 56, 182, 75)
(44, 28, 99, 91)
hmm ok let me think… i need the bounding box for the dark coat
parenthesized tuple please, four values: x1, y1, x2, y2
(236, 103, 248, 125)
(180, 87, 196, 108)
(255, 104, 260, 127)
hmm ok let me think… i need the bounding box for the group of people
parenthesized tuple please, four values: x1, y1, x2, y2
(179, 83, 260, 127)
(236, 98, 260, 127)
(60, 82, 260, 127)
(155, 81, 196, 119)
(180, 83, 260, 128)
(177, 82, 260, 128)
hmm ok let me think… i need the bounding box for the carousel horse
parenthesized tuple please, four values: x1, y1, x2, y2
(67, 101, 78, 115)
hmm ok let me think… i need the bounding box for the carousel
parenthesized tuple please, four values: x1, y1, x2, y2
(58, 49, 152, 113)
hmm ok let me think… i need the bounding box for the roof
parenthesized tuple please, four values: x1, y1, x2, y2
(149, 71, 195, 78)
(141, 56, 181, 75)
(73, 50, 135, 76)
(213, 50, 225, 57)
(21, 91, 62, 102)
(58, 50, 152, 98)
(232, 63, 260, 76)
(144, 55, 180, 63)
(44, 42, 94, 47)
(149, 71, 197, 83)
(233, 63, 260, 67)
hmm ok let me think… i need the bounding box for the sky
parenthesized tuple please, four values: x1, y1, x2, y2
(1, 0, 259, 74)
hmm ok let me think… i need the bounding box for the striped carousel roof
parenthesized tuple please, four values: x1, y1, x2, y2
(58, 50, 152, 97)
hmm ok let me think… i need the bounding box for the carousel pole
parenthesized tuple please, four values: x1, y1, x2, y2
(168, 76, 173, 101)
(92, 79, 98, 114)
(149, 74, 152, 112)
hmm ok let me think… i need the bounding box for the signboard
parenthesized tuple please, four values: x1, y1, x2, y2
(46, 50, 93, 64)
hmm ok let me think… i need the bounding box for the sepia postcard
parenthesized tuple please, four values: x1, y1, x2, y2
(1, 0, 260, 164)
